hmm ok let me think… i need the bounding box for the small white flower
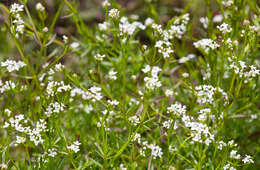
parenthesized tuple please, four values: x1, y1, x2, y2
(213, 14, 223, 23)
(43, 27, 48, 32)
(193, 39, 219, 53)
(108, 70, 117, 80)
(165, 89, 173, 97)
(102, 0, 111, 7)
(109, 9, 120, 19)
(10, 3, 24, 14)
(145, 17, 154, 26)
(84, 105, 93, 114)
(70, 42, 80, 50)
(242, 155, 254, 164)
(128, 115, 140, 126)
(16, 136, 26, 144)
(63, 35, 68, 43)
(67, 141, 81, 153)
(1, 60, 26, 72)
(36, 3, 45, 12)
(200, 17, 209, 29)
(94, 54, 105, 61)
(108, 99, 119, 106)
(217, 22, 232, 33)
(163, 119, 173, 129)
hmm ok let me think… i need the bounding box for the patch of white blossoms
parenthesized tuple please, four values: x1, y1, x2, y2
(109, 8, 120, 19)
(167, 103, 186, 116)
(45, 102, 65, 117)
(193, 39, 219, 53)
(128, 115, 140, 126)
(119, 17, 145, 36)
(94, 54, 106, 61)
(1, 60, 26, 72)
(195, 85, 228, 105)
(142, 65, 162, 90)
(3, 115, 48, 146)
(67, 140, 81, 153)
(108, 70, 117, 80)
(217, 22, 232, 33)
(168, 13, 190, 39)
(228, 56, 260, 83)
(0, 80, 16, 93)
(10, 3, 25, 37)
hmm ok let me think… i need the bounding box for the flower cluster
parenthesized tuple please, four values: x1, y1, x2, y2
(195, 85, 228, 105)
(10, 3, 25, 37)
(167, 103, 186, 116)
(143, 65, 162, 90)
(217, 22, 232, 33)
(1, 60, 26, 72)
(168, 13, 190, 39)
(109, 9, 120, 19)
(3, 114, 48, 146)
(228, 56, 260, 83)
(45, 102, 65, 117)
(193, 39, 219, 53)
(67, 140, 81, 153)
(119, 17, 145, 36)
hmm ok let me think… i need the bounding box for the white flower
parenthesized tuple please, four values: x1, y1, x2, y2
(169, 145, 177, 153)
(98, 22, 109, 31)
(108, 99, 119, 106)
(132, 133, 141, 143)
(218, 140, 226, 150)
(10, 3, 25, 37)
(142, 65, 151, 73)
(213, 14, 223, 23)
(84, 105, 93, 114)
(217, 22, 232, 33)
(43, 27, 48, 32)
(70, 42, 80, 50)
(230, 150, 241, 159)
(47, 148, 58, 157)
(165, 89, 173, 97)
(67, 141, 81, 153)
(120, 164, 127, 170)
(1, 60, 26, 72)
(143, 66, 162, 90)
(179, 54, 195, 63)
(108, 70, 117, 80)
(198, 108, 211, 122)
(193, 39, 219, 53)
(54, 63, 64, 71)
(242, 155, 254, 164)
(169, 14, 190, 39)
(163, 119, 173, 129)
(119, 17, 145, 36)
(195, 85, 217, 105)
(63, 35, 68, 43)
(155, 40, 173, 58)
(222, 0, 233, 7)
(94, 54, 105, 61)
(16, 136, 26, 144)
(167, 103, 186, 116)
(147, 144, 163, 159)
(36, 3, 45, 12)
(102, 0, 111, 7)
(45, 102, 65, 117)
(10, 3, 24, 14)
(145, 17, 154, 26)
(200, 17, 209, 29)
(128, 115, 140, 126)
(109, 9, 120, 19)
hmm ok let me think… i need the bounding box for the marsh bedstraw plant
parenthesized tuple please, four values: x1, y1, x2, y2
(0, 0, 259, 169)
